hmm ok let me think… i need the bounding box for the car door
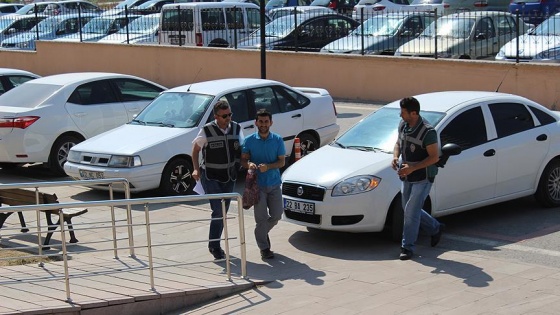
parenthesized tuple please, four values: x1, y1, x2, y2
(65, 79, 129, 137)
(433, 105, 497, 213)
(111, 78, 164, 120)
(488, 102, 550, 197)
(246, 85, 304, 154)
(293, 17, 328, 51)
(217, 90, 256, 136)
(471, 16, 498, 58)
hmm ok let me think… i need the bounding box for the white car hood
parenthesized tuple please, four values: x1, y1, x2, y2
(72, 124, 197, 157)
(398, 36, 462, 55)
(502, 35, 560, 57)
(282, 145, 393, 188)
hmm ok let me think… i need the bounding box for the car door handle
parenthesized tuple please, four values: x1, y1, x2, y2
(537, 134, 547, 141)
(73, 112, 87, 117)
(244, 125, 254, 129)
(291, 114, 302, 118)
(127, 107, 139, 112)
(483, 149, 495, 157)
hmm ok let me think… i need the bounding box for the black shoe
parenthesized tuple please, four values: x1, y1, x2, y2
(209, 247, 225, 260)
(399, 248, 413, 261)
(260, 248, 274, 259)
(431, 223, 445, 247)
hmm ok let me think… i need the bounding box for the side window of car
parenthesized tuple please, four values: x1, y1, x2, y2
(249, 87, 281, 115)
(272, 86, 302, 112)
(529, 106, 557, 126)
(6, 75, 35, 88)
(496, 15, 514, 36)
(246, 8, 261, 30)
(440, 106, 487, 151)
(69, 80, 118, 105)
(220, 91, 251, 123)
(112, 78, 163, 101)
(201, 9, 225, 31)
(489, 103, 535, 138)
(301, 19, 325, 38)
(225, 7, 244, 29)
(280, 86, 311, 108)
(474, 17, 495, 39)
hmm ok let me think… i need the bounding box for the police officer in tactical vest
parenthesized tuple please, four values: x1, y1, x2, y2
(192, 100, 243, 260)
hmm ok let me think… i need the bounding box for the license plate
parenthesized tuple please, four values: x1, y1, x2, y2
(284, 198, 315, 215)
(79, 170, 104, 180)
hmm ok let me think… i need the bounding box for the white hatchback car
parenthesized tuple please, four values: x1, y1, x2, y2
(0, 72, 166, 174)
(282, 91, 560, 240)
(64, 78, 340, 196)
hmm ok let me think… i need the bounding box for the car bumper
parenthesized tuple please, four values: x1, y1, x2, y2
(64, 161, 166, 193)
(0, 130, 50, 164)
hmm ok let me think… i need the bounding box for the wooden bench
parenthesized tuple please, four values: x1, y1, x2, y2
(0, 188, 88, 248)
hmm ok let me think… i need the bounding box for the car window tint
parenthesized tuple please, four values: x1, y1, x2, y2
(529, 106, 557, 126)
(225, 7, 244, 29)
(250, 87, 281, 114)
(495, 15, 515, 36)
(475, 17, 495, 39)
(272, 86, 300, 112)
(440, 106, 486, 150)
(279, 86, 310, 108)
(0, 83, 60, 108)
(162, 8, 194, 31)
(246, 7, 262, 29)
(489, 103, 534, 138)
(112, 78, 163, 101)
(220, 91, 251, 123)
(201, 8, 225, 30)
(6, 75, 36, 89)
(69, 80, 118, 105)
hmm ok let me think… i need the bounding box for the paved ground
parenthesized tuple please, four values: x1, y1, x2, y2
(0, 177, 560, 314)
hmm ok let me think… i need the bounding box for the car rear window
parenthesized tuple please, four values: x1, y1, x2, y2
(0, 83, 61, 108)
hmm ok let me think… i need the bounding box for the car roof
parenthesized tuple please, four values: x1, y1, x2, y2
(163, 2, 259, 9)
(28, 72, 154, 86)
(384, 91, 528, 113)
(0, 68, 39, 77)
(165, 78, 284, 95)
(444, 11, 508, 19)
(43, 12, 99, 20)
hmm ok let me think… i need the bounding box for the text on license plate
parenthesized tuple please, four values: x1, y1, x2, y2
(284, 198, 315, 215)
(79, 170, 104, 180)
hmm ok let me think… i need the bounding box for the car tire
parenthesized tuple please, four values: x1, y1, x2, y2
(48, 135, 81, 176)
(159, 158, 195, 196)
(535, 159, 560, 207)
(208, 38, 229, 48)
(287, 133, 319, 166)
(390, 195, 404, 243)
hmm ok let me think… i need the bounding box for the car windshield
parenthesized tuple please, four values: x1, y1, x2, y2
(30, 17, 59, 34)
(334, 107, 445, 152)
(83, 18, 114, 34)
(310, 0, 330, 6)
(132, 92, 214, 128)
(410, 0, 443, 4)
(0, 16, 17, 30)
(352, 16, 403, 36)
(356, 0, 381, 5)
(120, 14, 159, 33)
(263, 15, 306, 37)
(422, 17, 474, 39)
(533, 16, 560, 35)
(0, 83, 61, 108)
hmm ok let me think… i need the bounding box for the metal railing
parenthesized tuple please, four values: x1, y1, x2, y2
(0, 179, 247, 303)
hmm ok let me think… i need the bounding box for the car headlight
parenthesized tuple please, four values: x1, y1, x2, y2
(67, 150, 81, 163)
(535, 47, 560, 60)
(332, 175, 381, 196)
(108, 155, 142, 168)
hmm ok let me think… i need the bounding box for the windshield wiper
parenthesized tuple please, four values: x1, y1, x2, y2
(130, 119, 146, 125)
(347, 145, 376, 152)
(147, 121, 175, 127)
(332, 141, 346, 148)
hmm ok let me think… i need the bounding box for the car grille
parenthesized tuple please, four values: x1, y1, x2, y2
(284, 210, 321, 224)
(75, 153, 111, 166)
(282, 182, 326, 201)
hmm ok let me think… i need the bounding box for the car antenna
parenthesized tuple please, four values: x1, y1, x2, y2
(187, 68, 202, 92)
(495, 67, 512, 93)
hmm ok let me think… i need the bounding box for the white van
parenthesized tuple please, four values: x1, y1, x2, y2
(159, 2, 267, 47)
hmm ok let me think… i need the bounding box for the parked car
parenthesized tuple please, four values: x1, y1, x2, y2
(266, 0, 312, 13)
(63, 78, 340, 195)
(509, 0, 560, 25)
(97, 13, 160, 44)
(12, 2, 58, 16)
(496, 13, 560, 62)
(310, 0, 359, 14)
(269, 5, 336, 20)
(0, 72, 166, 174)
(321, 12, 435, 54)
(55, 15, 142, 42)
(0, 14, 48, 42)
(352, 0, 444, 21)
(395, 11, 533, 59)
(42, 0, 103, 16)
(0, 3, 25, 16)
(0, 13, 99, 50)
(282, 91, 560, 240)
(222, 0, 261, 6)
(133, 0, 173, 14)
(0, 68, 40, 96)
(238, 13, 360, 51)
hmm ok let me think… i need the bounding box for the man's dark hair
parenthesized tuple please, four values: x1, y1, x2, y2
(256, 108, 272, 121)
(213, 100, 230, 115)
(400, 97, 420, 114)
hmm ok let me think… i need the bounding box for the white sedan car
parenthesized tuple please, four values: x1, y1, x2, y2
(0, 72, 166, 174)
(64, 78, 340, 196)
(282, 91, 560, 240)
(0, 68, 39, 95)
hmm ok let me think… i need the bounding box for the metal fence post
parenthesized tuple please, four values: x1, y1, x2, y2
(221, 199, 231, 281)
(125, 5, 130, 44)
(234, 6, 238, 49)
(434, 8, 438, 60)
(177, 5, 183, 47)
(34, 5, 39, 43)
(294, 7, 298, 52)
(360, 7, 364, 56)
(34, 188, 44, 266)
(109, 184, 119, 259)
(144, 203, 155, 291)
(78, 3, 83, 42)
(59, 208, 72, 303)
(516, 10, 520, 64)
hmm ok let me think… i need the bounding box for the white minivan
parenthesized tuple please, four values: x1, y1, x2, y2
(159, 2, 267, 47)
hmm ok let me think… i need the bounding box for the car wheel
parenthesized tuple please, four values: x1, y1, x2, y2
(208, 38, 229, 48)
(535, 159, 560, 207)
(390, 195, 404, 243)
(48, 135, 81, 176)
(288, 133, 319, 165)
(159, 158, 195, 196)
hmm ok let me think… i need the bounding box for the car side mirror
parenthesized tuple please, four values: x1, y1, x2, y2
(436, 143, 462, 168)
(400, 29, 413, 37)
(475, 33, 486, 40)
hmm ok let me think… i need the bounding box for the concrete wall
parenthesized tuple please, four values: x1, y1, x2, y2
(1, 41, 559, 108)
